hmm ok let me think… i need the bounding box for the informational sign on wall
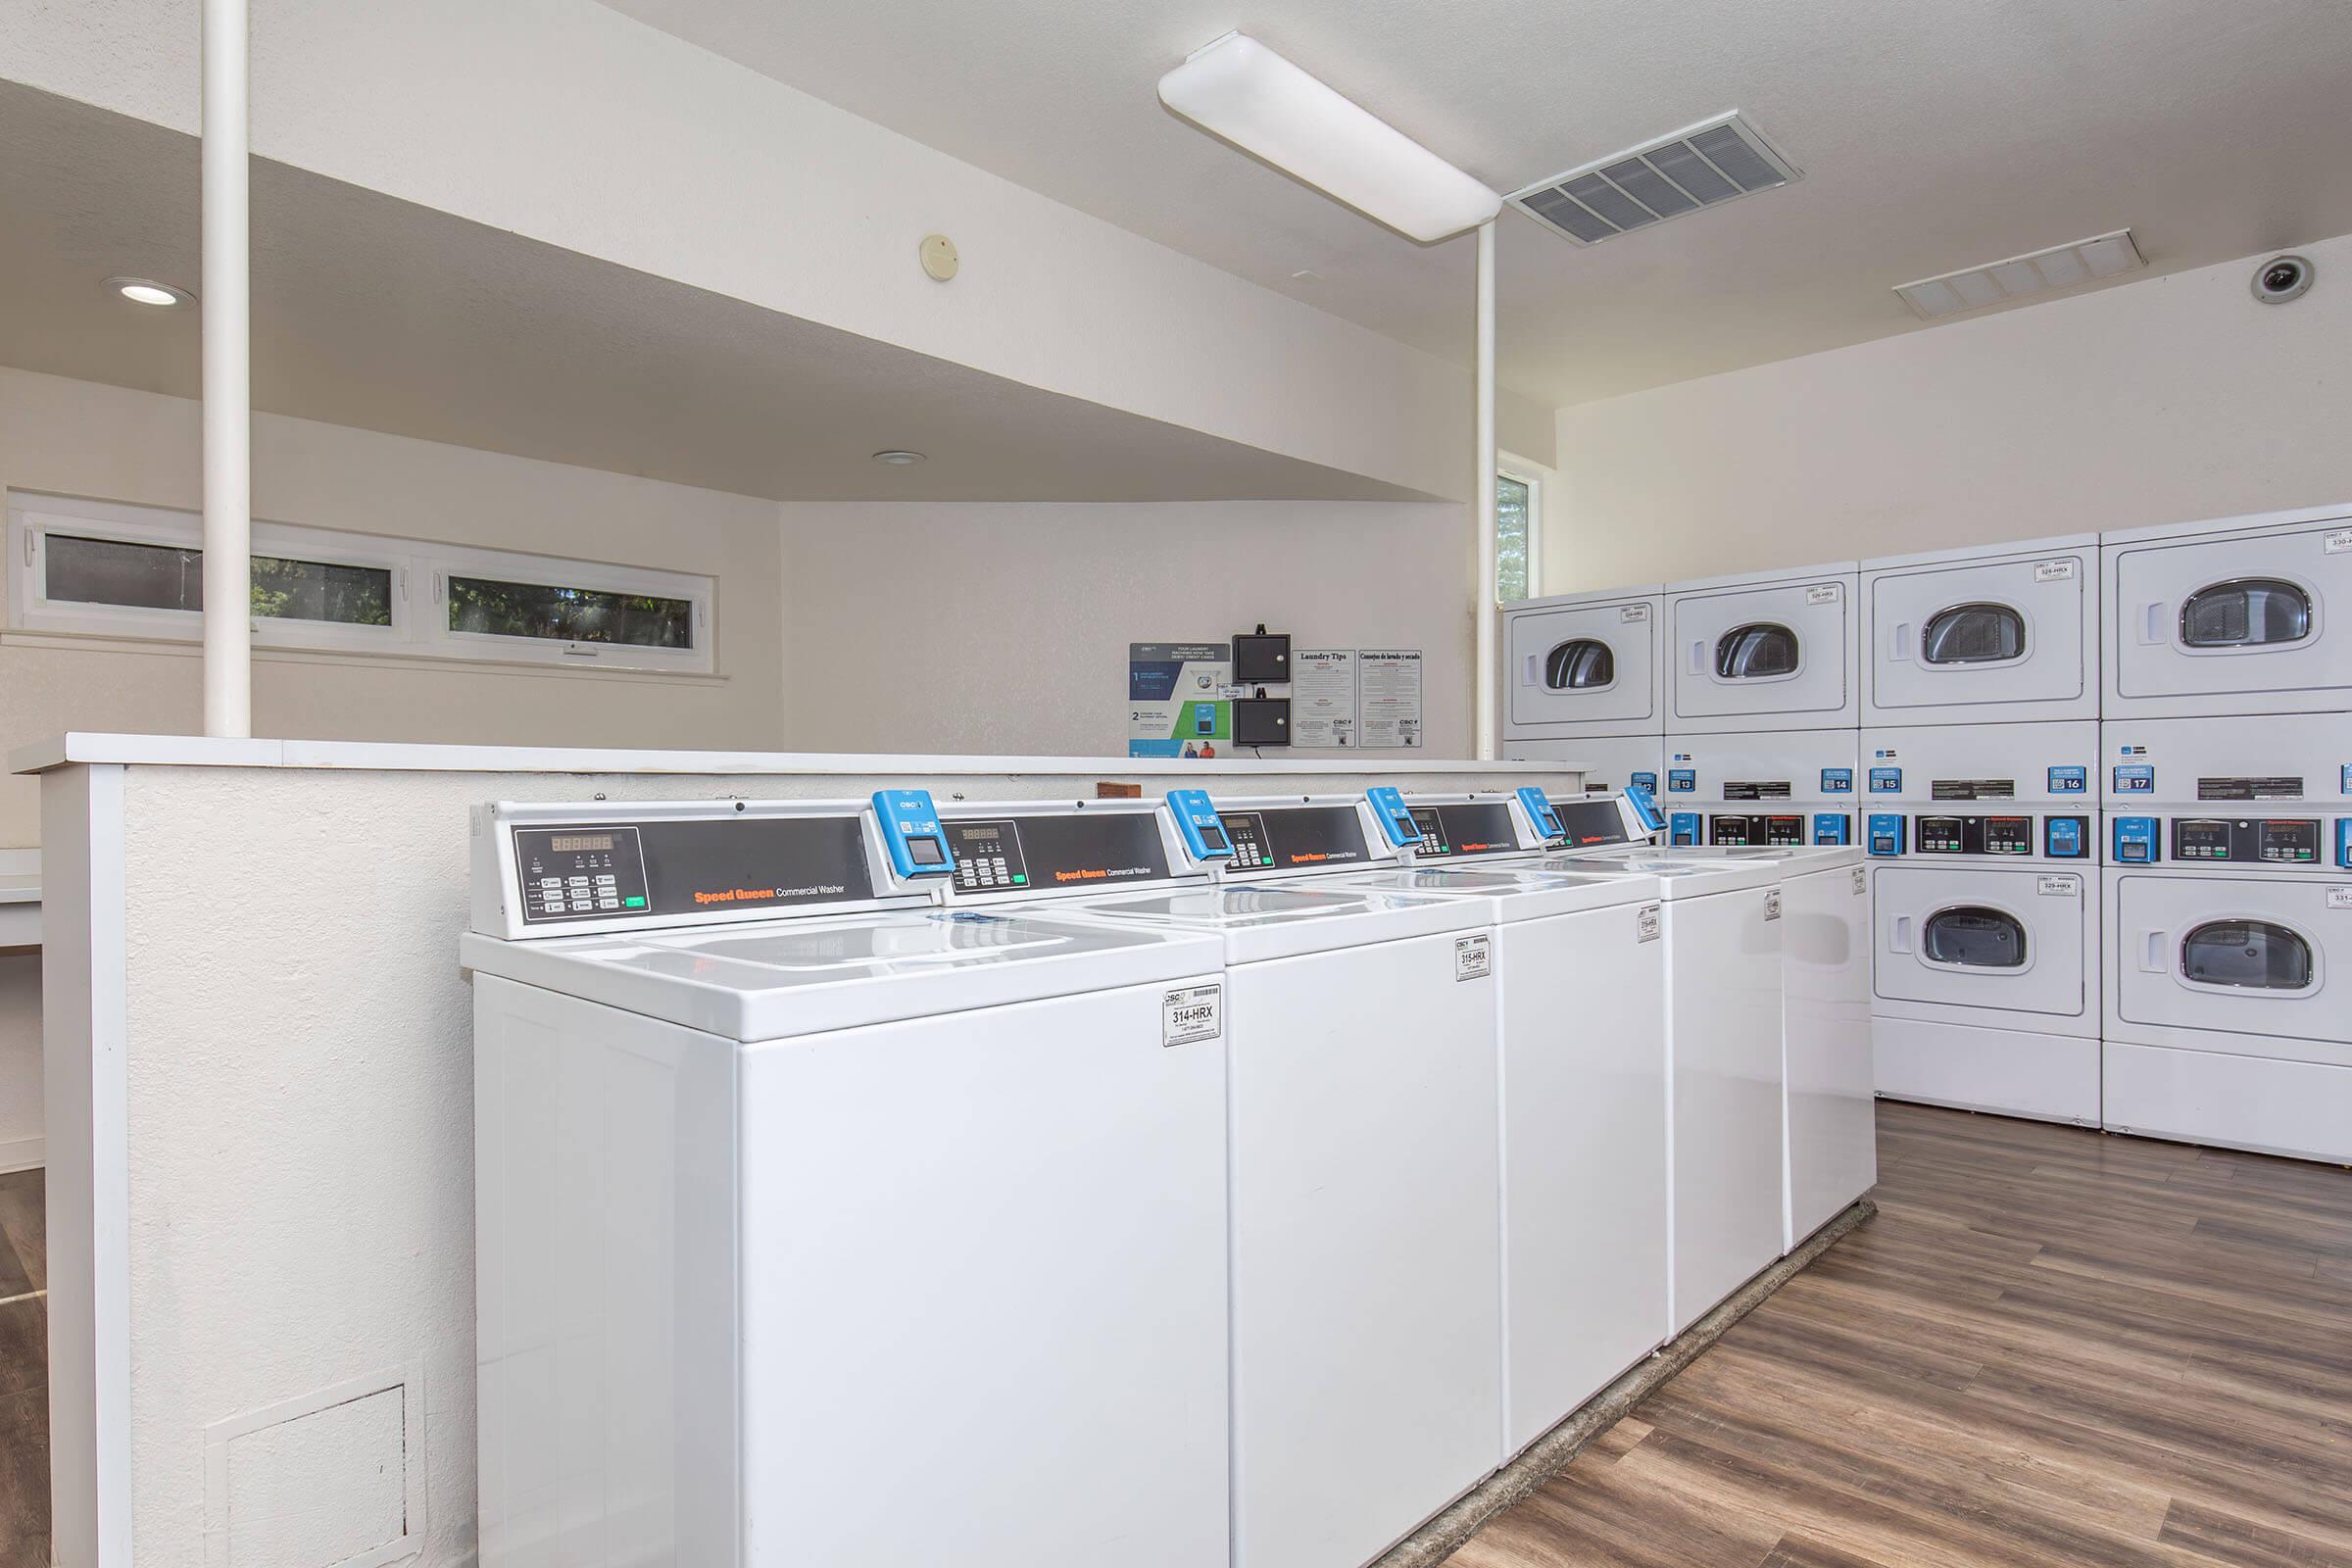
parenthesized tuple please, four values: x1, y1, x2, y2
(1128, 643, 1232, 759)
(1357, 649, 1425, 749)
(1292, 650, 1358, 748)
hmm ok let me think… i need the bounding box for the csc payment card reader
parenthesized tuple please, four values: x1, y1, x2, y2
(1165, 789, 1236, 861)
(871, 789, 955, 878)
(1515, 786, 1565, 843)
(1622, 783, 1667, 837)
(1364, 786, 1423, 850)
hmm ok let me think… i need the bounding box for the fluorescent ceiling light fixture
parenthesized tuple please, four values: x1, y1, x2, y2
(107, 276, 193, 308)
(1894, 229, 2144, 319)
(1158, 32, 1500, 243)
(870, 450, 925, 466)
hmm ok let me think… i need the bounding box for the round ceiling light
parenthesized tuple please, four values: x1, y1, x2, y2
(870, 450, 926, 466)
(107, 276, 193, 309)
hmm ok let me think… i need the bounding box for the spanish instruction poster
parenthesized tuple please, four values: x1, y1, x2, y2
(1292, 649, 1358, 748)
(1356, 648, 1424, 749)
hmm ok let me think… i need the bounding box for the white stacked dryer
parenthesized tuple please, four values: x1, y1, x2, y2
(1863, 534, 2100, 727)
(1667, 563, 1863, 735)
(2100, 716, 2352, 1162)
(1862, 723, 2102, 1125)
(1501, 584, 1666, 798)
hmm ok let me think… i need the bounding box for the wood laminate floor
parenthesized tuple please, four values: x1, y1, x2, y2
(0, 1110, 2344, 1567)
(1454, 1102, 2352, 1568)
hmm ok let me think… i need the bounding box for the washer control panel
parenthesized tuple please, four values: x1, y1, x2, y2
(515, 826, 650, 921)
(1221, 805, 1379, 875)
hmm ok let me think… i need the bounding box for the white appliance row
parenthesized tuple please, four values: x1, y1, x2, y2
(461, 784, 1876, 1568)
(1503, 501, 2352, 751)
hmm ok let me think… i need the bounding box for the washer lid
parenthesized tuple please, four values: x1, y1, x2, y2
(1536, 851, 1785, 898)
(1051, 881, 1486, 963)
(460, 906, 1222, 1041)
(1322, 867, 1663, 922)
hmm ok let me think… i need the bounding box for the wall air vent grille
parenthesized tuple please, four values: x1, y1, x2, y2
(1507, 112, 1799, 247)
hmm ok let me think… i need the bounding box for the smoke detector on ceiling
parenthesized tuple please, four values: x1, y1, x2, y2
(1507, 112, 1800, 246)
(1892, 229, 2145, 319)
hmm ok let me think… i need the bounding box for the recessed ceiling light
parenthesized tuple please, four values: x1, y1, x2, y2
(106, 276, 193, 309)
(870, 450, 925, 466)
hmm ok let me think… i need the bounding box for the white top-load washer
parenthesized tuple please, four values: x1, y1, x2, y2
(1306, 790, 1671, 1458)
(2101, 714, 2352, 1163)
(1861, 533, 2100, 725)
(943, 791, 1501, 1568)
(461, 794, 1233, 1568)
(1526, 796, 1791, 1334)
(2101, 502, 2352, 718)
(1502, 584, 1666, 744)
(1665, 562, 1863, 734)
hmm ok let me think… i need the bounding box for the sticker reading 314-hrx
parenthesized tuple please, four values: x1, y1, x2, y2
(1161, 983, 1222, 1047)
(1455, 934, 1494, 981)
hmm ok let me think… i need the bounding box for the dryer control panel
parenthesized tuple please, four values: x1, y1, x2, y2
(1865, 809, 2090, 859)
(2163, 815, 2325, 865)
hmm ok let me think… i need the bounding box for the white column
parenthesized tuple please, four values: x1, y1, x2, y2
(1473, 219, 1497, 760)
(201, 0, 253, 739)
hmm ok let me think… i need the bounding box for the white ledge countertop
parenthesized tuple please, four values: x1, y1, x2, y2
(10, 733, 1583, 780)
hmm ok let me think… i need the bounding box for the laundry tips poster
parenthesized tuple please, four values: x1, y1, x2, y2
(1128, 642, 1233, 759)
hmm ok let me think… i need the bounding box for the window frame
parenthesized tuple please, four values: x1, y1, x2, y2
(7, 491, 714, 674)
(1494, 458, 1546, 607)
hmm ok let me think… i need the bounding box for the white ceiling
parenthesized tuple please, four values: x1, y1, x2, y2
(0, 82, 1428, 504)
(602, 0, 2352, 407)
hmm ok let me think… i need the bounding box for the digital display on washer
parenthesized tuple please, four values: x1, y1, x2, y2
(514, 814, 874, 924)
(1221, 806, 1371, 873)
(1405, 802, 1519, 858)
(1547, 799, 1636, 849)
(947, 812, 1170, 894)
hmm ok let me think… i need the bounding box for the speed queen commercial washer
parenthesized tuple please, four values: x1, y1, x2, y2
(463, 796, 1231, 1568)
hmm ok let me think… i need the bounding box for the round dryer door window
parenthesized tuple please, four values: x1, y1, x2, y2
(1715, 622, 1799, 679)
(1920, 602, 2026, 664)
(1921, 906, 2028, 968)
(2180, 919, 2315, 991)
(2180, 578, 2312, 650)
(1544, 638, 1615, 691)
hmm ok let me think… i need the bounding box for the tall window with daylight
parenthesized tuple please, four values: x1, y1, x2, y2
(1495, 469, 1539, 603)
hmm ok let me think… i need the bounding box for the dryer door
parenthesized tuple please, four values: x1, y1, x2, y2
(1506, 596, 1661, 734)
(1669, 578, 1855, 730)
(1866, 551, 2092, 722)
(1874, 865, 2087, 1019)
(2113, 874, 2352, 1054)
(2107, 522, 2352, 713)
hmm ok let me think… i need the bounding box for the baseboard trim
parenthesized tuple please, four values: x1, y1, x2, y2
(1373, 1196, 1879, 1568)
(0, 1136, 44, 1174)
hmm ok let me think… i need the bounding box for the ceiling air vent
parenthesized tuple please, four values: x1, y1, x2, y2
(1507, 112, 1799, 246)
(1892, 229, 2145, 319)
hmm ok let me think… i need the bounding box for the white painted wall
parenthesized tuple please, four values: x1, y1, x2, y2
(2, 0, 1551, 501)
(0, 368, 789, 849)
(1544, 233, 2352, 590)
(778, 500, 1477, 756)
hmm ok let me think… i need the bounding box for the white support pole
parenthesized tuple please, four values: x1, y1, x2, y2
(201, 0, 253, 739)
(1472, 219, 1497, 760)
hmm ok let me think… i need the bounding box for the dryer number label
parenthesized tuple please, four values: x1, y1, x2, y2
(1807, 583, 1841, 604)
(2037, 875, 2081, 898)
(1161, 984, 1223, 1048)
(1620, 604, 1649, 621)
(1454, 934, 1494, 981)
(1764, 891, 1784, 921)
(2328, 887, 2352, 911)
(2326, 529, 2352, 555)
(1637, 904, 1662, 943)
(2034, 559, 2078, 581)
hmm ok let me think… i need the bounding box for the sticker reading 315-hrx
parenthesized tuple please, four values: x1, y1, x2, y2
(1161, 983, 1222, 1047)
(1454, 934, 1494, 981)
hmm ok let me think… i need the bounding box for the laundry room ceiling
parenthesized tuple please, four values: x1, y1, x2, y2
(598, 0, 2352, 407)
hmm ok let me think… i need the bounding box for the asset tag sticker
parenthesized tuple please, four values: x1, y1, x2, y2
(1621, 604, 1650, 621)
(1161, 984, 1223, 1048)
(1455, 934, 1494, 980)
(1764, 890, 1783, 921)
(2326, 529, 2352, 555)
(1637, 903, 1662, 943)
(1852, 868, 1868, 896)
(2328, 887, 2352, 910)
(2037, 875, 2081, 898)
(1807, 583, 1841, 604)
(2034, 559, 2079, 581)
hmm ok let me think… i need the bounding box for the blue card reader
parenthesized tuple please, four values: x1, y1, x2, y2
(1622, 783, 1666, 835)
(1515, 786, 1564, 842)
(871, 789, 954, 878)
(1165, 789, 1235, 861)
(1364, 787, 1421, 848)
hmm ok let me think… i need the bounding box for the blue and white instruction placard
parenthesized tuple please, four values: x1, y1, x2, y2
(1129, 643, 1233, 759)
(1357, 649, 1424, 749)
